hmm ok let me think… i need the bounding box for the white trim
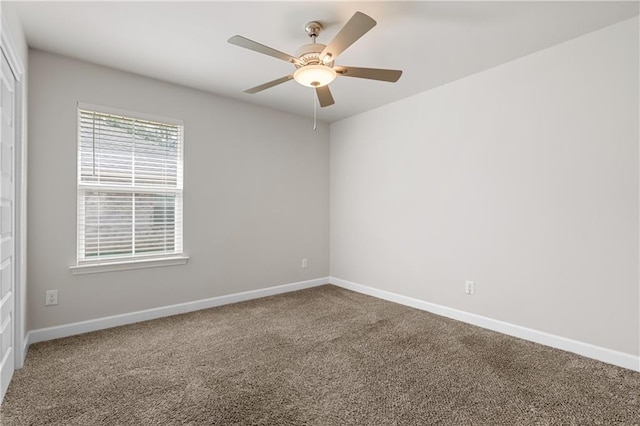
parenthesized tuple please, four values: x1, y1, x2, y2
(637, 16, 640, 374)
(0, 15, 24, 80)
(27, 277, 329, 345)
(330, 277, 640, 372)
(70, 255, 190, 275)
(21, 332, 29, 365)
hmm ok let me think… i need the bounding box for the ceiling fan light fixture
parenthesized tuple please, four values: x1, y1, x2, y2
(293, 64, 337, 88)
(229, 11, 402, 110)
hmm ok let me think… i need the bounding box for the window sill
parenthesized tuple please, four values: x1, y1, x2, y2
(70, 256, 189, 275)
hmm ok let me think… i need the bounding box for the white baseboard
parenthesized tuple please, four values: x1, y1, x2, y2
(330, 277, 640, 372)
(23, 275, 639, 373)
(27, 277, 329, 346)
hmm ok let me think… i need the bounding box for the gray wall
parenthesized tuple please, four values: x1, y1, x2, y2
(330, 18, 639, 355)
(28, 50, 329, 330)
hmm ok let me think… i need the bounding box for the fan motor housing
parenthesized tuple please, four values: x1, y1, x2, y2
(295, 43, 334, 68)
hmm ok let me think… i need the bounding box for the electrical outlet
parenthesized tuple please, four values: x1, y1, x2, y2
(45, 290, 58, 306)
(465, 281, 475, 295)
(301, 258, 309, 269)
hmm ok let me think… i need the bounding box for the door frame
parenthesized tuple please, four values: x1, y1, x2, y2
(1, 12, 26, 370)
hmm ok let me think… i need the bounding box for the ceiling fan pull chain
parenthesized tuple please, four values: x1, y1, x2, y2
(313, 89, 317, 130)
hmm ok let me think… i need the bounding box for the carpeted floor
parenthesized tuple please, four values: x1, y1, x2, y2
(1, 285, 639, 425)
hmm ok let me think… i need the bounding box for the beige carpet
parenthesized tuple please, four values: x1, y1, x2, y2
(1, 285, 639, 425)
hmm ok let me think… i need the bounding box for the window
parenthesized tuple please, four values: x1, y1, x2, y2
(74, 103, 185, 271)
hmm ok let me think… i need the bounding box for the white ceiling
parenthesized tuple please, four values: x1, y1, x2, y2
(11, 1, 639, 123)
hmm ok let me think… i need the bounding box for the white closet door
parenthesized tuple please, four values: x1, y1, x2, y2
(0, 48, 16, 403)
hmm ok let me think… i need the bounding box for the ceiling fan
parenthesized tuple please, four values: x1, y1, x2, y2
(228, 11, 403, 108)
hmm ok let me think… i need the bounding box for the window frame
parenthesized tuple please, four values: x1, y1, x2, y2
(70, 102, 188, 274)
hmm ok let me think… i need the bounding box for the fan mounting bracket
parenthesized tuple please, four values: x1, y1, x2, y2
(304, 21, 323, 39)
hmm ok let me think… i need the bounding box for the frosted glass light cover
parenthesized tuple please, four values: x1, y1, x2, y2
(294, 65, 337, 88)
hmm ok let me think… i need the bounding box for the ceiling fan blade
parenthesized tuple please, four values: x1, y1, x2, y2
(320, 12, 376, 62)
(334, 66, 403, 82)
(244, 74, 294, 94)
(316, 86, 335, 108)
(228, 35, 299, 64)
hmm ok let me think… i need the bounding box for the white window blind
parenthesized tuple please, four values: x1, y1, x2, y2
(77, 105, 184, 264)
